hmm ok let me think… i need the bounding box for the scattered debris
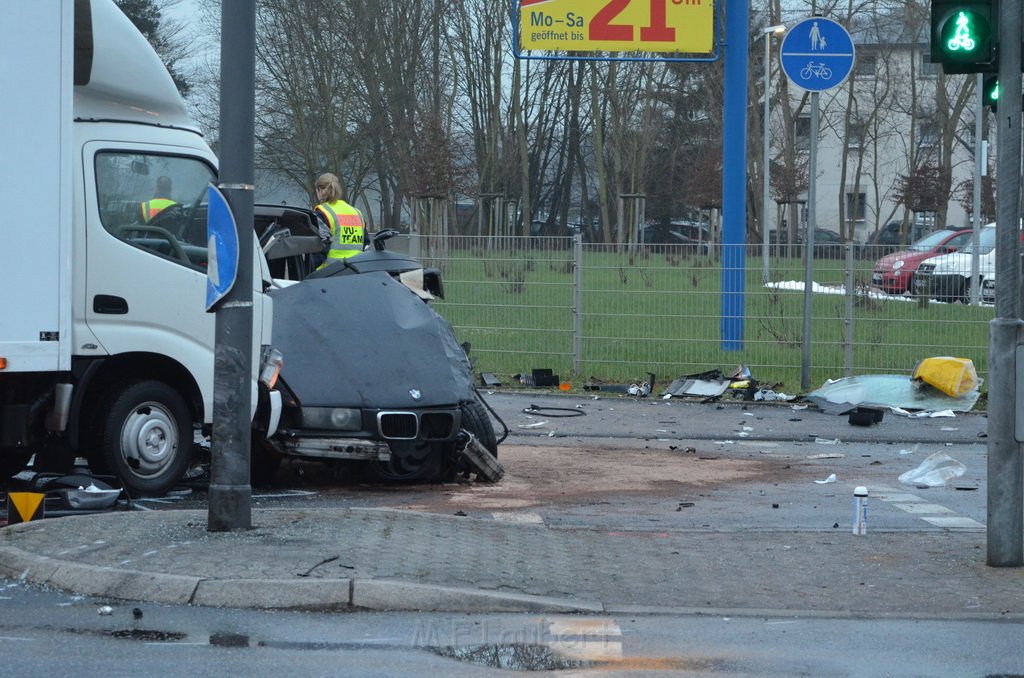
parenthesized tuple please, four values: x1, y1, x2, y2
(458, 431, 505, 482)
(754, 389, 796, 401)
(522, 405, 585, 417)
(814, 473, 838, 484)
(297, 555, 340, 578)
(807, 373, 981, 414)
(586, 373, 656, 396)
(479, 373, 502, 387)
(98, 606, 114, 616)
(807, 453, 845, 459)
(531, 368, 560, 387)
(814, 438, 841, 445)
(898, 452, 966, 487)
(912, 357, 978, 398)
(848, 406, 884, 427)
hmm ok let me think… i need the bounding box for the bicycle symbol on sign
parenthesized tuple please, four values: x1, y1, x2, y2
(800, 61, 833, 80)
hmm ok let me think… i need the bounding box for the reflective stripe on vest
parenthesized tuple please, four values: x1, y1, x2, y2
(141, 198, 176, 222)
(317, 201, 365, 262)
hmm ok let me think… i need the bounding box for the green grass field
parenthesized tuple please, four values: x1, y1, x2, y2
(428, 243, 992, 394)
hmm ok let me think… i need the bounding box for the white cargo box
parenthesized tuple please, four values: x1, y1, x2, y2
(0, 1, 74, 372)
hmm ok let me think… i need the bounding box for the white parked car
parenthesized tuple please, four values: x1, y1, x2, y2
(914, 226, 995, 303)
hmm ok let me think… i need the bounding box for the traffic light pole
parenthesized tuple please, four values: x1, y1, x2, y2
(987, 0, 1023, 567)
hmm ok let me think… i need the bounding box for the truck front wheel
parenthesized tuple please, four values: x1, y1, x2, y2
(98, 380, 193, 497)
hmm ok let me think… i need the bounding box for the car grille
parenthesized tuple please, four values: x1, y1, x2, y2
(378, 412, 418, 439)
(376, 411, 456, 441)
(420, 412, 456, 439)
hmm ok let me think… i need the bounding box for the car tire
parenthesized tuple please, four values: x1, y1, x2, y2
(97, 380, 193, 497)
(447, 398, 499, 481)
(460, 398, 498, 457)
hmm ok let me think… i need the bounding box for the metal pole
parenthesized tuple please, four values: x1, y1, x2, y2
(987, 0, 1023, 567)
(572, 233, 582, 375)
(800, 92, 819, 392)
(762, 31, 772, 284)
(208, 0, 255, 532)
(844, 242, 853, 376)
(759, 26, 786, 281)
(971, 73, 983, 306)
(720, 0, 748, 351)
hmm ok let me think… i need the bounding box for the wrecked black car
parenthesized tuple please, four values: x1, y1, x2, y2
(252, 205, 501, 484)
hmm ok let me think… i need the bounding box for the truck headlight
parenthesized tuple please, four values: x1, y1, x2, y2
(260, 347, 284, 389)
(301, 407, 361, 431)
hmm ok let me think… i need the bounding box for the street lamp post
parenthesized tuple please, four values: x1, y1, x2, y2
(761, 24, 787, 284)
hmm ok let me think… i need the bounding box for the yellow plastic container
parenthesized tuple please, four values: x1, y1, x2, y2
(912, 357, 979, 397)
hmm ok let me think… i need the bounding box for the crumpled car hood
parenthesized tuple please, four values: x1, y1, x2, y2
(269, 272, 474, 409)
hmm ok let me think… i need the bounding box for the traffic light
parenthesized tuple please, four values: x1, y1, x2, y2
(982, 76, 999, 111)
(930, 0, 997, 74)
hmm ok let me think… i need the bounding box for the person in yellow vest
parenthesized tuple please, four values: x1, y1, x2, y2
(140, 175, 177, 223)
(314, 172, 366, 269)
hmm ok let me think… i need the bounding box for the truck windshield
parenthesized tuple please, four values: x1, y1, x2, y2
(95, 152, 215, 269)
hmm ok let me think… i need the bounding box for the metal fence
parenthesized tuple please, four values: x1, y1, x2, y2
(400, 235, 992, 393)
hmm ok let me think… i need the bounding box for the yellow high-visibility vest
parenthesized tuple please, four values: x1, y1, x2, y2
(316, 200, 365, 266)
(140, 198, 176, 223)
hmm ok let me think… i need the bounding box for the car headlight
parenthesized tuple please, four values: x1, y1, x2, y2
(892, 260, 905, 272)
(301, 407, 361, 431)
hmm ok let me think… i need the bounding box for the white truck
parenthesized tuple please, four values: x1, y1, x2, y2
(0, 0, 281, 496)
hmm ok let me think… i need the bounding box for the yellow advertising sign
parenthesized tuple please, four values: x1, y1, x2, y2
(518, 0, 714, 55)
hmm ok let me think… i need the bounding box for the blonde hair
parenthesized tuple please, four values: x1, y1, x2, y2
(315, 173, 344, 202)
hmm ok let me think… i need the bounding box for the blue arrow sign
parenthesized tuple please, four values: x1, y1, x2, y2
(780, 17, 855, 92)
(205, 184, 239, 312)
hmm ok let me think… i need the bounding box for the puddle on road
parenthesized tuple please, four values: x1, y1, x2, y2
(434, 644, 589, 670)
(432, 643, 720, 672)
(105, 629, 187, 642)
(96, 629, 722, 672)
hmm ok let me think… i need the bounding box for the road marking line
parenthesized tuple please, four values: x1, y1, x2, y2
(921, 516, 985, 528)
(549, 640, 623, 660)
(869, 484, 984, 528)
(547, 617, 623, 661)
(548, 619, 622, 636)
(892, 503, 954, 514)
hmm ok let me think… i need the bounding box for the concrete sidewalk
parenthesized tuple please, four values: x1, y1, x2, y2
(2, 507, 1022, 618)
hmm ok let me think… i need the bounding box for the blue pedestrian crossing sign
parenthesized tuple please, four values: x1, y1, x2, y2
(780, 17, 855, 92)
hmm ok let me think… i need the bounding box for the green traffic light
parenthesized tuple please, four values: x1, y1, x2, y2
(938, 8, 991, 62)
(947, 11, 977, 52)
(984, 78, 999, 102)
